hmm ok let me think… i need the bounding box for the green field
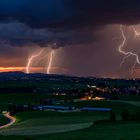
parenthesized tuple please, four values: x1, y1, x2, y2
(1, 122, 140, 140)
(0, 93, 66, 104)
(0, 115, 10, 126)
(119, 95, 140, 101)
(38, 122, 140, 140)
(0, 111, 108, 136)
(0, 93, 71, 112)
(0, 93, 140, 140)
(0, 93, 140, 113)
(0, 80, 85, 89)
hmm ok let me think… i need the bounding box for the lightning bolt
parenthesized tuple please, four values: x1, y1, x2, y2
(132, 26, 140, 36)
(120, 54, 131, 68)
(26, 49, 44, 74)
(119, 25, 140, 79)
(131, 49, 140, 80)
(131, 60, 137, 80)
(47, 50, 54, 74)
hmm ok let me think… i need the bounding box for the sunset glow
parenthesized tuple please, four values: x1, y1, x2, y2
(0, 66, 68, 74)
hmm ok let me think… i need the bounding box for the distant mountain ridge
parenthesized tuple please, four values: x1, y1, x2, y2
(0, 71, 77, 80)
(0, 71, 139, 81)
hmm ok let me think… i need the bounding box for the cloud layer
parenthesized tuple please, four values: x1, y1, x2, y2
(0, 0, 140, 78)
(0, 0, 140, 28)
(0, 0, 140, 46)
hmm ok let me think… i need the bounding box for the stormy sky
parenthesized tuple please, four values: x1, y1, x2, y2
(0, 0, 140, 78)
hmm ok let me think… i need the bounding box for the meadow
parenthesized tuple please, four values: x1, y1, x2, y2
(0, 93, 140, 140)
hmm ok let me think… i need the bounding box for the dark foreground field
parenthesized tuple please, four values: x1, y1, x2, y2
(1, 122, 140, 140)
(0, 94, 140, 140)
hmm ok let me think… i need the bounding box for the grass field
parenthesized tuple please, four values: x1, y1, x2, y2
(0, 93, 67, 104)
(73, 100, 140, 114)
(119, 95, 140, 101)
(0, 95, 140, 139)
(37, 122, 140, 140)
(0, 93, 70, 112)
(0, 115, 10, 126)
(0, 93, 140, 112)
(1, 122, 140, 140)
(0, 80, 86, 89)
(0, 111, 108, 136)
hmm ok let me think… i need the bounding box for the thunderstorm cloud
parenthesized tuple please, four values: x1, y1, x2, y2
(0, 0, 140, 77)
(0, 0, 140, 46)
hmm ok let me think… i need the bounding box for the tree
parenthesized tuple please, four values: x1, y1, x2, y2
(136, 111, 140, 121)
(24, 137, 35, 140)
(121, 110, 129, 121)
(130, 114, 136, 121)
(109, 111, 116, 122)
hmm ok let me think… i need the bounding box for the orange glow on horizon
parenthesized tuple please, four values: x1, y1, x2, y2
(0, 67, 25, 72)
(0, 67, 139, 78)
(0, 66, 68, 74)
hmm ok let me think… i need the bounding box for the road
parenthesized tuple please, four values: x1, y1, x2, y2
(0, 112, 16, 129)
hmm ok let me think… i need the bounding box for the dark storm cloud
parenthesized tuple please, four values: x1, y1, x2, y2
(0, 0, 140, 28)
(0, 1, 139, 78)
(64, 0, 140, 27)
(0, 0, 140, 46)
(0, 22, 95, 47)
(0, 0, 72, 28)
